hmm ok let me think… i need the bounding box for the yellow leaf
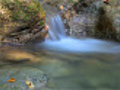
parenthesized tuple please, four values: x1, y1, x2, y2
(60, 5, 64, 10)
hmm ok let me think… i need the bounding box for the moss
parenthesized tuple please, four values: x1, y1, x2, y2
(0, 0, 46, 36)
(1, 0, 45, 22)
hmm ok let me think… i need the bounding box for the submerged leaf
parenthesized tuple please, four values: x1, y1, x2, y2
(7, 78, 16, 83)
(25, 80, 34, 88)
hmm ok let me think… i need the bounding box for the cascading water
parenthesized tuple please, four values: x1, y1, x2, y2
(48, 14, 66, 40)
(38, 14, 120, 53)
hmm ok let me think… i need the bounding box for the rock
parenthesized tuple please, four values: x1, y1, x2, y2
(0, 0, 47, 45)
(88, 0, 120, 41)
(0, 67, 47, 90)
(62, 0, 120, 41)
(94, 7, 117, 40)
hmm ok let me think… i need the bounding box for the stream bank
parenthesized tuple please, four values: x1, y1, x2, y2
(0, 0, 48, 45)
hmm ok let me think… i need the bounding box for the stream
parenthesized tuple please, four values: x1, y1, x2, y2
(0, 14, 120, 90)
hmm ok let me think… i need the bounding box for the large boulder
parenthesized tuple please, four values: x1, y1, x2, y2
(86, 0, 120, 41)
(61, 0, 120, 41)
(0, 0, 48, 45)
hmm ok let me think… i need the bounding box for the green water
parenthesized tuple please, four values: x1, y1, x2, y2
(0, 46, 120, 90)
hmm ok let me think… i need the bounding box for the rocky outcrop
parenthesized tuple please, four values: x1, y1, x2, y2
(39, 0, 120, 41)
(86, 0, 120, 41)
(0, 0, 48, 45)
(59, 0, 96, 37)
(60, 0, 120, 41)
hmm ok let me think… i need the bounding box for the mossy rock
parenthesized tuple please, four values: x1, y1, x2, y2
(0, 0, 46, 38)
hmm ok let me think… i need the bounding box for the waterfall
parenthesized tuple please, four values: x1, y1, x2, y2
(48, 14, 66, 40)
(38, 14, 120, 53)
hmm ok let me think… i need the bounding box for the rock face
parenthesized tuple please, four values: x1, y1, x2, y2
(94, 7, 117, 41)
(0, 67, 47, 90)
(86, 0, 120, 41)
(0, 0, 48, 45)
(60, 0, 120, 41)
(59, 0, 95, 37)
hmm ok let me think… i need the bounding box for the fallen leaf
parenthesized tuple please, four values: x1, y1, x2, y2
(25, 80, 34, 88)
(60, 5, 64, 10)
(7, 78, 16, 83)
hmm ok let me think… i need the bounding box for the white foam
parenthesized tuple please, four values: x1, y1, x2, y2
(38, 37, 120, 53)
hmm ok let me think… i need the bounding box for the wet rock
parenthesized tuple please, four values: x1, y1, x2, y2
(0, 67, 47, 90)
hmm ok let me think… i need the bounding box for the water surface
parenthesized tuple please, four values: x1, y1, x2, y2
(1, 14, 120, 90)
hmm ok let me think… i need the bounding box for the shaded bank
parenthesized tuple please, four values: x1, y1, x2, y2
(94, 7, 117, 41)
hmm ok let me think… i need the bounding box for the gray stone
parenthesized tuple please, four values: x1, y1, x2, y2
(0, 67, 47, 90)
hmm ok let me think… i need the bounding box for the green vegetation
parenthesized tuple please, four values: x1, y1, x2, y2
(0, 0, 46, 36)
